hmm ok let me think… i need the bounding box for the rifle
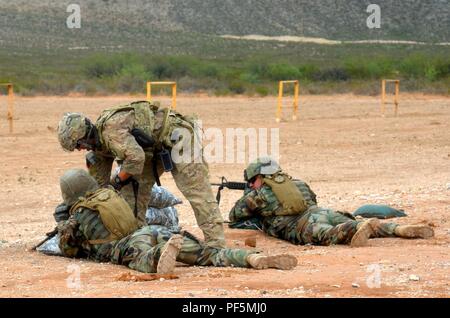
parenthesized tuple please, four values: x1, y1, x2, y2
(32, 227, 58, 251)
(211, 177, 247, 204)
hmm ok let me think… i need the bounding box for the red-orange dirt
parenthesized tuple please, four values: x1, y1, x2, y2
(0, 94, 449, 298)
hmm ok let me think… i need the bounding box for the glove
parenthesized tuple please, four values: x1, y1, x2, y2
(54, 203, 71, 222)
(110, 172, 132, 191)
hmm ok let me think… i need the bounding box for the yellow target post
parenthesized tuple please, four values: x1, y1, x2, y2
(146, 81, 177, 110)
(381, 79, 400, 117)
(0, 83, 14, 133)
(276, 80, 299, 123)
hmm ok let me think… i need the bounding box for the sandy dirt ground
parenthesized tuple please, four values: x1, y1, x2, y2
(0, 94, 449, 298)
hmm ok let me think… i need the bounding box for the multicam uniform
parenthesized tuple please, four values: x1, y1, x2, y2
(58, 188, 255, 273)
(87, 101, 225, 248)
(229, 178, 399, 246)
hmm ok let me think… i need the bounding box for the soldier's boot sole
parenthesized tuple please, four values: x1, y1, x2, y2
(156, 234, 184, 274)
(351, 218, 380, 248)
(395, 225, 434, 239)
(248, 254, 298, 270)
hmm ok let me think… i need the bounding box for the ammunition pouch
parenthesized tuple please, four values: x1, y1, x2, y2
(131, 128, 155, 149)
(158, 148, 174, 172)
(70, 188, 138, 245)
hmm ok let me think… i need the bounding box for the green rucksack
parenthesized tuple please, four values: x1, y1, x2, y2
(353, 205, 408, 219)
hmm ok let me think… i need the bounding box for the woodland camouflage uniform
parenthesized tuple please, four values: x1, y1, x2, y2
(59, 211, 256, 273)
(57, 169, 297, 273)
(229, 158, 406, 246)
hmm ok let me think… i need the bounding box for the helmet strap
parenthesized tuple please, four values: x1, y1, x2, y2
(83, 119, 100, 151)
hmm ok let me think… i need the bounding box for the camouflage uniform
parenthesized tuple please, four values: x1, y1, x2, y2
(58, 102, 225, 248)
(229, 179, 399, 246)
(56, 169, 296, 273)
(58, 206, 255, 274)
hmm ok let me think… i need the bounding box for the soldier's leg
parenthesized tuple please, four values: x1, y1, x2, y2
(350, 218, 380, 247)
(351, 220, 434, 247)
(371, 222, 398, 237)
(120, 156, 156, 227)
(177, 236, 251, 267)
(378, 223, 433, 239)
(326, 210, 432, 239)
(110, 226, 178, 273)
(300, 208, 359, 245)
(177, 236, 296, 269)
(171, 161, 226, 248)
(111, 225, 235, 269)
(351, 219, 432, 239)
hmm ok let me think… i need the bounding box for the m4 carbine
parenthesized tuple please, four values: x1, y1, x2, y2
(211, 177, 247, 204)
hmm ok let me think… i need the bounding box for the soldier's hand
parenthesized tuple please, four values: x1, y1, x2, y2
(110, 171, 132, 191)
(54, 203, 71, 222)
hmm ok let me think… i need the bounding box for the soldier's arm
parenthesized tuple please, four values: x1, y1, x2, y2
(102, 112, 146, 176)
(86, 151, 114, 187)
(57, 215, 86, 258)
(229, 196, 253, 222)
(295, 180, 318, 205)
(304, 183, 317, 204)
(229, 190, 267, 222)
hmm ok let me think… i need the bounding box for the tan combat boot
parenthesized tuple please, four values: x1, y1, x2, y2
(394, 225, 434, 239)
(351, 218, 380, 247)
(246, 253, 298, 270)
(156, 234, 184, 274)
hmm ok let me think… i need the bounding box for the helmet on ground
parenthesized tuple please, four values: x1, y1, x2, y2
(244, 157, 281, 181)
(57, 113, 88, 151)
(60, 169, 99, 205)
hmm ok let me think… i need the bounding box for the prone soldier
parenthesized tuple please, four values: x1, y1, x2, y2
(229, 157, 434, 247)
(54, 169, 298, 273)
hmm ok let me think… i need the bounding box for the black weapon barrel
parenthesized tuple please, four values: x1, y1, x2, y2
(224, 182, 247, 190)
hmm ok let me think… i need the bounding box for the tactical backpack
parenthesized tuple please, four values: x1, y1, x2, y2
(95, 101, 159, 147)
(70, 188, 138, 244)
(263, 173, 308, 216)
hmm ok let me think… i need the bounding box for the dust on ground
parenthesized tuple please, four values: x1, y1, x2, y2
(0, 94, 449, 298)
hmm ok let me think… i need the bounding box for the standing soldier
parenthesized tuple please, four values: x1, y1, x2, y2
(57, 101, 225, 248)
(229, 157, 434, 247)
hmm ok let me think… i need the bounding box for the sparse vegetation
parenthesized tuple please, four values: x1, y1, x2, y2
(0, 1, 448, 96)
(2, 50, 449, 96)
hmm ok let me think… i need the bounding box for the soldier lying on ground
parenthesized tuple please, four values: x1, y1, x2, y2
(229, 157, 434, 247)
(57, 101, 225, 249)
(54, 169, 297, 274)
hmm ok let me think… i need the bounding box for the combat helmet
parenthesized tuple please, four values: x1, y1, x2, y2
(244, 157, 282, 181)
(57, 113, 88, 151)
(60, 169, 99, 205)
